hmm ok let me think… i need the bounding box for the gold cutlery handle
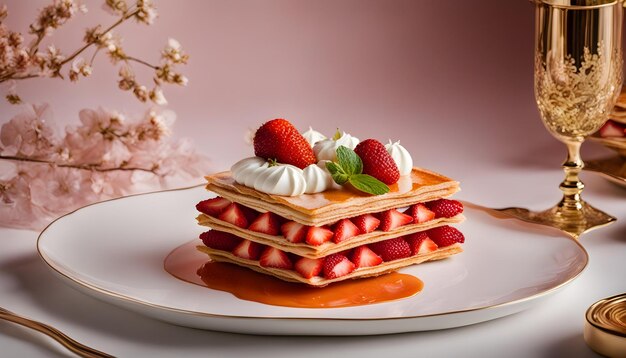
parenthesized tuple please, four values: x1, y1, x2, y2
(0, 307, 113, 358)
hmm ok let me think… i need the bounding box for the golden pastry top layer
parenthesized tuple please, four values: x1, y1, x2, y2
(205, 167, 460, 226)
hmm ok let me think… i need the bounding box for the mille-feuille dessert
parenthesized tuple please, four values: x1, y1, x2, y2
(195, 119, 466, 286)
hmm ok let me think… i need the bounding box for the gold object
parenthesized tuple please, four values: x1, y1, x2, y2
(584, 293, 626, 357)
(0, 306, 113, 358)
(498, 0, 624, 238)
(589, 135, 626, 158)
(586, 156, 626, 187)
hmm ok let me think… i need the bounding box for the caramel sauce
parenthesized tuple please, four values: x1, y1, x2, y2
(164, 240, 424, 309)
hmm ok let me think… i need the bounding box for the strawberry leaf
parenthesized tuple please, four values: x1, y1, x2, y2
(349, 174, 390, 195)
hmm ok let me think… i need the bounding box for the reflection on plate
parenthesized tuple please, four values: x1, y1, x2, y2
(585, 156, 626, 188)
(590, 136, 626, 158)
(37, 186, 588, 336)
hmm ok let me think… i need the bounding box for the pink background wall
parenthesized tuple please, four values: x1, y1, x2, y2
(2, 0, 619, 203)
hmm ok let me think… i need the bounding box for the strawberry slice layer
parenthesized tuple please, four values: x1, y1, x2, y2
(207, 199, 465, 249)
(202, 226, 465, 280)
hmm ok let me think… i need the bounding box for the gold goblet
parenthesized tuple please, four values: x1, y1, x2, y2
(498, 0, 624, 238)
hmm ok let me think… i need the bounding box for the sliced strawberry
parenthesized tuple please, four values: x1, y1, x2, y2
(248, 212, 280, 235)
(332, 219, 360, 244)
(405, 203, 436, 223)
(280, 221, 309, 243)
(404, 232, 438, 255)
(425, 199, 464, 218)
(294, 257, 323, 279)
(232, 239, 264, 260)
(379, 209, 413, 231)
(217, 203, 249, 228)
(369, 237, 411, 262)
(336, 248, 354, 257)
(322, 254, 356, 279)
(240, 205, 260, 224)
(259, 246, 293, 269)
(427, 226, 465, 247)
(195, 197, 231, 217)
(599, 120, 626, 138)
(351, 246, 383, 268)
(352, 214, 380, 234)
(305, 226, 334, 246)
(199, 230, 241, 251)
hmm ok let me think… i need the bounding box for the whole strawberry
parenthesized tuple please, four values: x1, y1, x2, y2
(354, 139, 400, 185)
(253, 119, 317, 169)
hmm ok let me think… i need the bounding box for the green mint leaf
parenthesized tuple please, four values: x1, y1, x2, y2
(332, 172, 350, 185)
(326, 161, 349, 184)
(325, 161, 341, 174)
(336, 145, 362, 176)
(348, 174, 390, 195)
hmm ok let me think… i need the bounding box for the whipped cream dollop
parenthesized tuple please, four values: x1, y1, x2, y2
(231, 156, 339, 196)
(302, 162, 335, 193)
(385, 140, 413, 176)
(231, 157, 270, 187)
(313, 131, 360, 161)
(252, 164, 306, 196)
(302, 127, 327, 147)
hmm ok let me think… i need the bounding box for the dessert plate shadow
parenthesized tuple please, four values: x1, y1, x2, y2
(37, 186, 588, 336)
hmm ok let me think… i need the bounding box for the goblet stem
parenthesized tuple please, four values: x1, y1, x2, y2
(497, 136, 616, 238)
(557, 140, 585, 215)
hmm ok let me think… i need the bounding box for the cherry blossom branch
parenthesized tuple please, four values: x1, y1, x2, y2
(59, 9, 139, 68)
(0, 1, 187, 105)
(0, 155, 157, 174)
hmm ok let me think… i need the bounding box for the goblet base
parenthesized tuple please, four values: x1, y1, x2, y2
(496, 201, 616, 239)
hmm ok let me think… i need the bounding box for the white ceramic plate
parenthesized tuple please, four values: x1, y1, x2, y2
(37, 186, 588, 336)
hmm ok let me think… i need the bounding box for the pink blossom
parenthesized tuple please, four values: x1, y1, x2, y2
(0, 165, 45, 229)
(64, 108, 131, 167)
(0, 104, 210, 231)
(29, 164, 97, 215)
(0, 103, 59, 158)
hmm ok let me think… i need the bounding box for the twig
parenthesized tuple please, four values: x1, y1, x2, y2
(59, 9, 140, 67)
(0, 155, 157, 174)
(124, 56, 158, 70)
